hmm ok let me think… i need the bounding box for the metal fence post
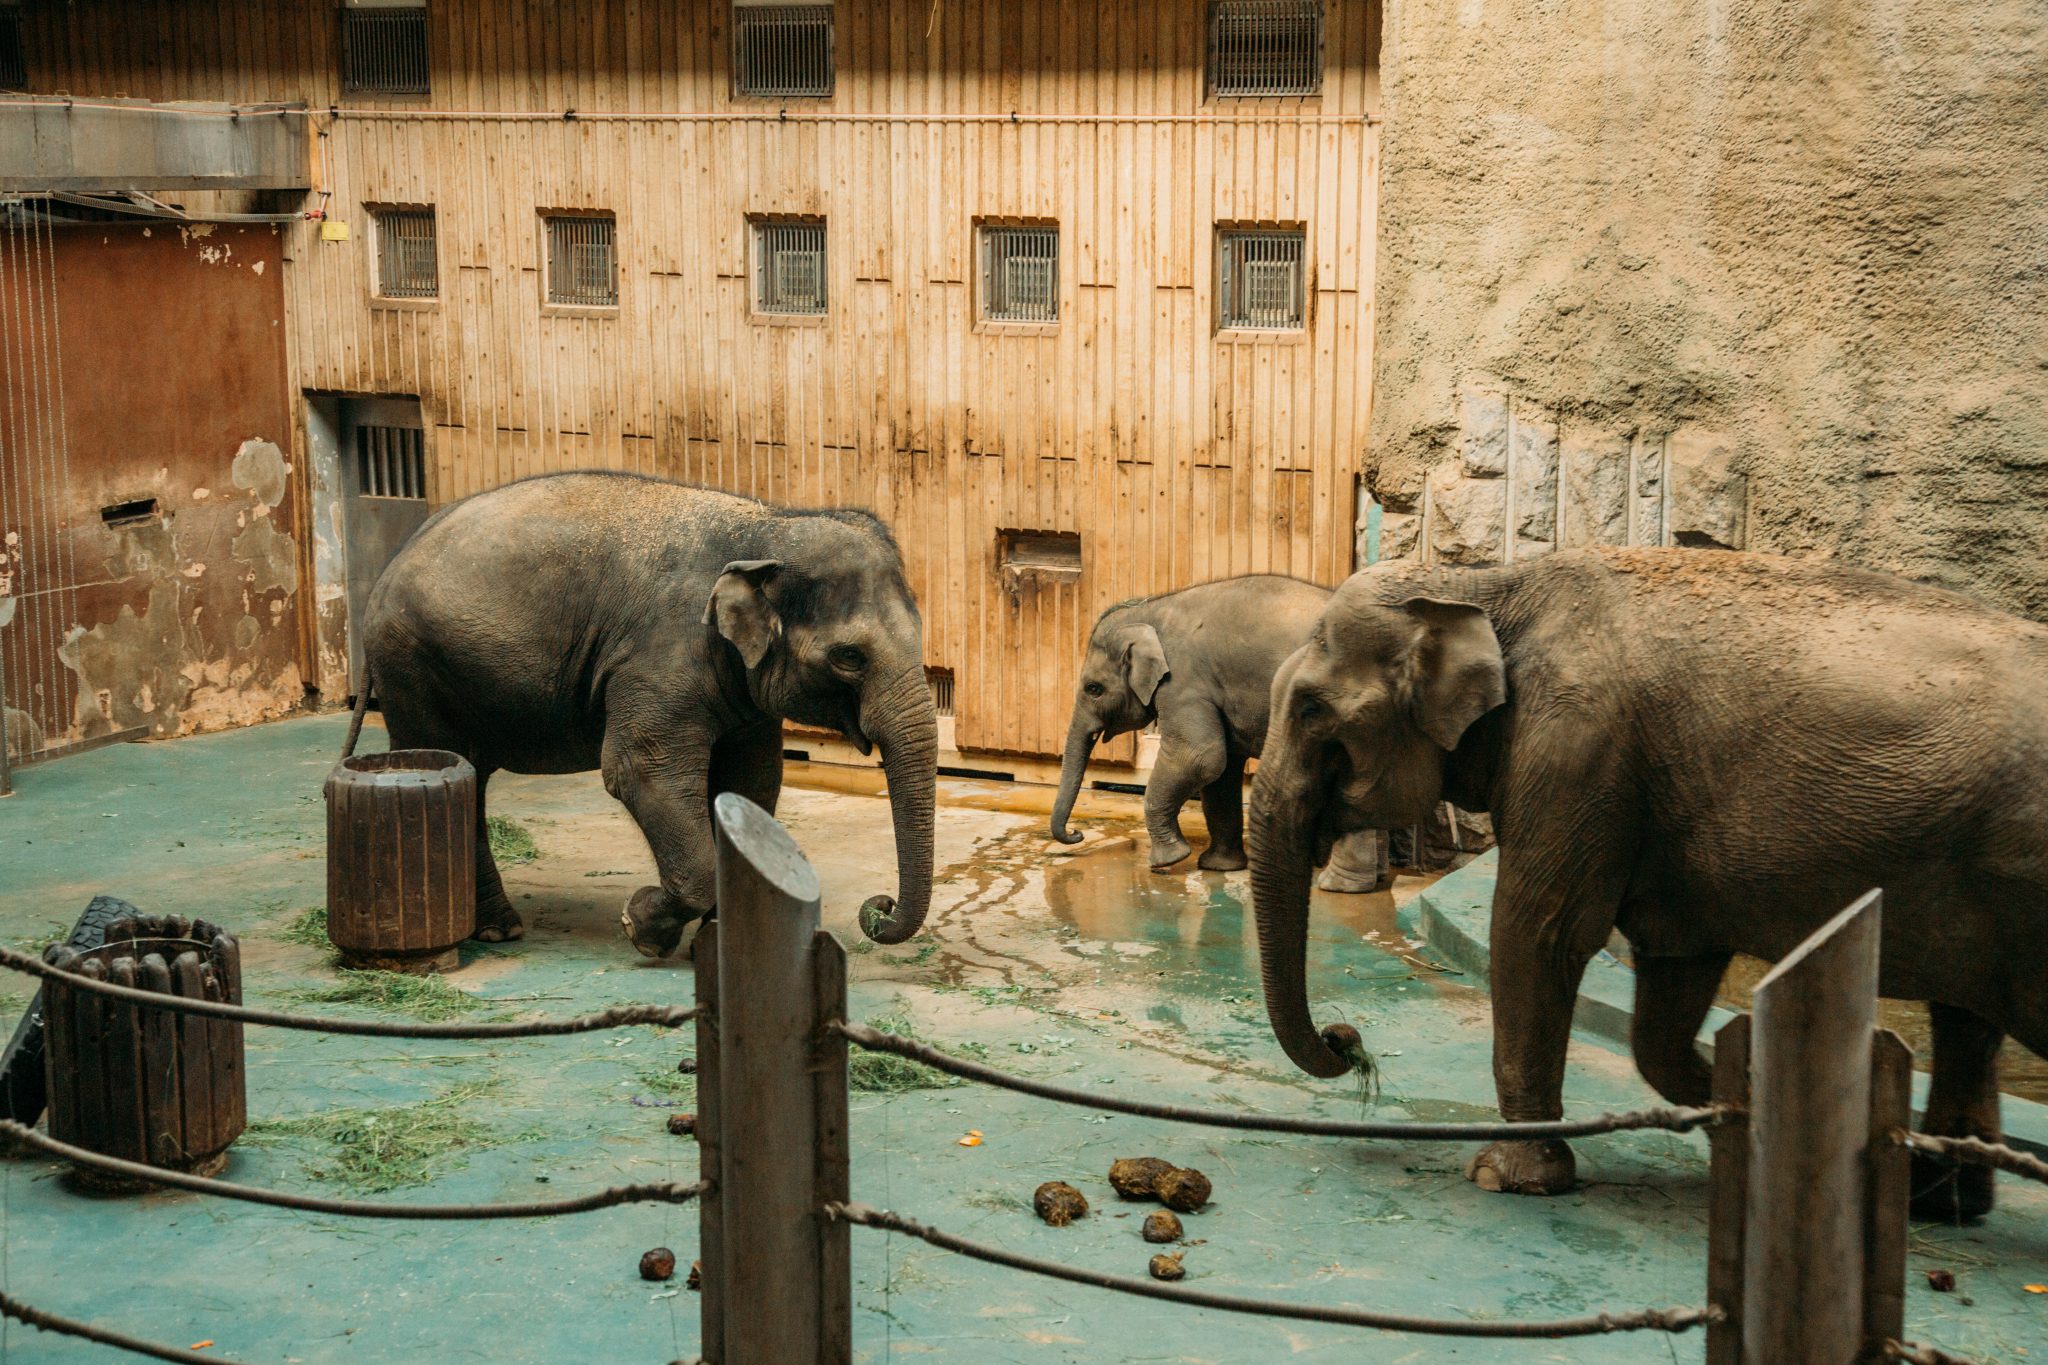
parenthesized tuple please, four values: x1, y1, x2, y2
(1742, 889, 1882, 1364)
(706, 792, 845, 1365)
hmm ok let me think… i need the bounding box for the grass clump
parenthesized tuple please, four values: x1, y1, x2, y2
(849, 1012, 961, 1094)
(486, 816, 539, 865)
(247, 1080, 525, 1192)
(635, 1067, 697, 1101)
(278, 905, 333, 951)
(283, 970, 491, 1022)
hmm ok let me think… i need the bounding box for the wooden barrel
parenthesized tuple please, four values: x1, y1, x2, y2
(325, 749, 477, 973)
(43, 915, 247, 1188)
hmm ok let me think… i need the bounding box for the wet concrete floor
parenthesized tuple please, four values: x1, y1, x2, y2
(0, 713, 2042, 1363)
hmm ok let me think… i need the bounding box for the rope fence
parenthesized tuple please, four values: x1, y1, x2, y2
(1899, 1131, 2048, 1188)
(0, 1290, 242, 1365)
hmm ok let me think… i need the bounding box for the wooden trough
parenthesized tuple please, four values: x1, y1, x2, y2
(42, 915, 247, 1188)
(324, 748, 478, 973)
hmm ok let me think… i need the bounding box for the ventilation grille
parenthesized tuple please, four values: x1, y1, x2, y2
(546, 215, 618, 307)
(341, 7, 430, 96)
(980, 226, 1059, 324)
(755, 219, 827, 315)
(0, 12, 25, 92)
(734, 4, 835, 99)
(1208, 0, 1323, 98)
(925, 667, 955, 719)
(1218, 228, 1306, 329)
(376, 209, 438, 299)
(357, 425, 426, 499)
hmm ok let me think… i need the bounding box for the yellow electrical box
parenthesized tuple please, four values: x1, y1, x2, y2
(320, 220, 350, 242)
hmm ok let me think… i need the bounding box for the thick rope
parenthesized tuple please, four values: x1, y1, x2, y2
(0, 1121, 703, 1220)
(828, 1203, 1719, 1338)
(1886, 1340, 1984, 1365)
(836, 1023, 1727, 1140)
(0, 1290, 237, 1364)
(0, 944, 697, 1037)
(1900, 1131, 2048, 1187)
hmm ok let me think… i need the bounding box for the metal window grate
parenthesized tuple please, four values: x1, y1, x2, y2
(1208, 0, 1323, 98)
(979, 226, 1059, 324)
(0, 12, 25, 92)
(356, 426, 426, 499)
(754, 219, 827, 315)
(545, 215, 618, 307)
(925, 667, 955, 719)
(341, 7, 430, 96)
(1218, 228, 1306, 330)
(734, 4, 834, 99)
(376, 209, 438, 298)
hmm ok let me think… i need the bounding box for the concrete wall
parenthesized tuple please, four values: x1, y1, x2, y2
(1362, 0, 2048, 615)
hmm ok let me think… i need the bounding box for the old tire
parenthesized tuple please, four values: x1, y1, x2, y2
(325, 749, 478, 972)
(0, 895, 139, 1123)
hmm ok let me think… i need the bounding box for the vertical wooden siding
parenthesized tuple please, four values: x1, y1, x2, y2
(23, 0, 1380, 759)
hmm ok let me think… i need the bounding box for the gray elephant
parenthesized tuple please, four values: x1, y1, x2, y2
(352, 471, 936, 956)
(1048, 575, 1386, 892)
(1247, 547, 2048, 1219)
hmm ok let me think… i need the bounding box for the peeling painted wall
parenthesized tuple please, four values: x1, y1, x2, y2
(0, 222, 305, 745)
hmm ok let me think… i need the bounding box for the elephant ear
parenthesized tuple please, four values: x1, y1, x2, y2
(1400, 597, 1505, 751)
(1125, 623, 1170, 706)
(702, 560, 784, 668)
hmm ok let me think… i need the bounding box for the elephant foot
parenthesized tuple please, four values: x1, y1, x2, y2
(1197, 845, 1248, 873)
(472, 892, 526, 944)
(621, 886, 694, 960)
(1466, 1138, 1577, 1196)
(1909, 1149, 1996, 1223)
(1315, 862, 1386, 894)
(1149, 836, 1194, 871)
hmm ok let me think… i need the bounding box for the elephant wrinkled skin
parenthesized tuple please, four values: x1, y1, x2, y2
(359, 471, 937, 957)
(1248, 547, 2048, 1217)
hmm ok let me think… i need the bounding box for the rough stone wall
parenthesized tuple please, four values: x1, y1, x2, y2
(1362, 0, 2048, 613)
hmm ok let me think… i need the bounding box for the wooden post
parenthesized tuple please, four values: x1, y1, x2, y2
(1705, 1013, 1751, 1365)
(694, 920, 724, 1365)
(1863, 1029, 1912, 1359)
(1742, 889, 1883, 1365)
(707, 792, 846, 1365)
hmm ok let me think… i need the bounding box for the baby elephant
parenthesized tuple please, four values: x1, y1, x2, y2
(1049, 576, 1386, 891)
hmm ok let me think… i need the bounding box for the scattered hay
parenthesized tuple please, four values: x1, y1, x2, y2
(963, 1189, 1029, 1214)
(278, 905, 333, 952)
(848, 1012, 962, 1094)
(636, 1067, 697, 1101)
(1320, 1019, 1382, 1108)
(486, 816, 539, 865)
(282, 970, 491, 1022)
(245, 1080, 529, 1192)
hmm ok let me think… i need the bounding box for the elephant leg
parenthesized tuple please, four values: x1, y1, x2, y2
(1144, 718, 1227, 871)
(1629, 951, 1731, 1106)
(603, 726, 716, 960)
(709, 718, 785, 818)
(1466, 850, 1624, 1196)
(1196, 753, 1248, 872)
(1318, 829, 1390, 894)
(1912, 1003, 2005, 1223)
(469, 769, 524, 942)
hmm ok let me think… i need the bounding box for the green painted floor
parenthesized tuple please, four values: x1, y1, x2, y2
(0, 713, 2042, 1363)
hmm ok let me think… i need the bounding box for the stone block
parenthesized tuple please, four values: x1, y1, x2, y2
(1460, 386, 1508, 478)
(1666, 428, 1747, 549)
(1560, 430, 1631, 547)
(1512, 408, 1558, 541)
(1515, 537, 1555, 561)
(1634, 493, 1664, 547)
(1377, 512, 1421, 562)
(1428, 463, 1506, 565)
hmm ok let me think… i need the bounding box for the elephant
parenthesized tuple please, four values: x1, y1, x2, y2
(1047, 575, 1387, 893)
(351, 471, 937, 957)
(1246, 546, 2048, 1218)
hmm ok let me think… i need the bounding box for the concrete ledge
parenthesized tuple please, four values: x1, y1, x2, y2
(1400, 849, 2048, 1146)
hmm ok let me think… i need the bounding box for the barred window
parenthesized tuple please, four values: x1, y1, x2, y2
(374, 208, 437, 299)
(356, 425, 426, 499)
(978, 226, 1059, 324)
(734, 4, 834, 99)
(0, 11, 25, 92)
(1217, 228, 1306, 330)
(1208, 0, 1323, 98)
(544, 214, 618, 308)
(753, 219, 827, 316)
(341, 6, 430, 96)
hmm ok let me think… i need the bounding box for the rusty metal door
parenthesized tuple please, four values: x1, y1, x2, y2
(338, 396, 430, 693)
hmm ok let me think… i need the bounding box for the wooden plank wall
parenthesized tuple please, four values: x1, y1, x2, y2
(22, 0, 1381, 759)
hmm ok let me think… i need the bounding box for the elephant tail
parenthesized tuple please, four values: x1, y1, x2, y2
(341, 666, 374, 760)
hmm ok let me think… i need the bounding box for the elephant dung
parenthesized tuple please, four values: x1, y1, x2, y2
(1141, 1210, 1184, 1243)
(1108, 1156, 1175, 1199)
(1155, 1167, 1212, 1214)
(639, 1247, 677, 1282)
(666, 1112, 697, 1137)
(1033, 1181, 1090, 1226)
(1148, 1252, 1187, 1282)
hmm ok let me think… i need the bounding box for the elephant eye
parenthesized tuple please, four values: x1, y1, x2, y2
(1297, 697, 1324, 721)
(827, 644, 868, 672)
(1084, 682, 1104, 697)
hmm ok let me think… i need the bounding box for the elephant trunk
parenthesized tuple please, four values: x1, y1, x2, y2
(1247, 773, 1352, 1079)
(1047, 710, 1099, 845)
(858, 665, 939, 944)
